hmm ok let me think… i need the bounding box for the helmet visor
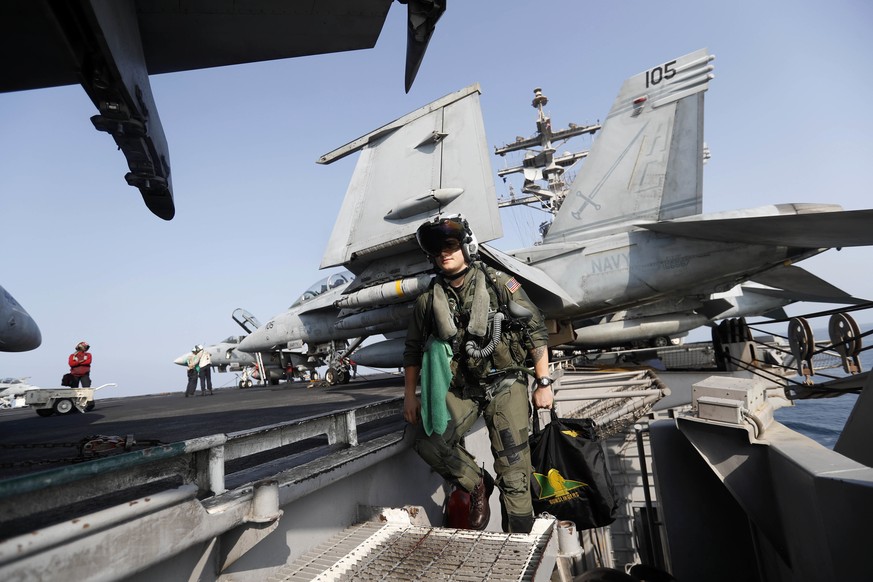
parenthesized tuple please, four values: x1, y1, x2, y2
(416, 218, 467, 257)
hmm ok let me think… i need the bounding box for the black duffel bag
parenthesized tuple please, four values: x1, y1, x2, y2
(529, 412, 619, 529)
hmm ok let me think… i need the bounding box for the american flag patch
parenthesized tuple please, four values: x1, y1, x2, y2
(505, 277, 521, 294)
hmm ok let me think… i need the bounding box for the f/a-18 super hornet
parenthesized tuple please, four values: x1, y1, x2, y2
(0, 284, 41, 353)
(239, 48, 873, 372)
(173, 335, 293, 389)
(0, 0, 445, 220)
(235, 272, 372, 385)
(174, 309, 319, 388)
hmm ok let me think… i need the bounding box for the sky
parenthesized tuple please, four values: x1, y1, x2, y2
(2, 0, 872, 397)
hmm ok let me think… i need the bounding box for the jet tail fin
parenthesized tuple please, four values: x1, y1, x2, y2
(319, 84, 501, 276)
(545, 49, 715, 243)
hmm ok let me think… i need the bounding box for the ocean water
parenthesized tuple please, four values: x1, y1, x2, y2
(773, 344, 870, 449)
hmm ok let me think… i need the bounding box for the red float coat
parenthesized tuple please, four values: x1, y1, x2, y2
(69, 351, 92, 377)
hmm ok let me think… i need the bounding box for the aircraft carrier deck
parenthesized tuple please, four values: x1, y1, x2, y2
(0, 374, 406, 480)
(1, 327, 871, 581)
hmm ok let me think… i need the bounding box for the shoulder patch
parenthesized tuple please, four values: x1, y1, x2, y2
(505, 277, 521, 294)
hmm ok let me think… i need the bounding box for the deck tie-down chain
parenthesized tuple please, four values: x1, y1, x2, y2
(0, 434, 164, 467)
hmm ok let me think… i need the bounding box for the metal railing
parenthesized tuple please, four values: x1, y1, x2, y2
(0, 397, 404, 528)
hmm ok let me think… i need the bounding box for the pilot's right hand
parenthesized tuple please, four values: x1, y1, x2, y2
(403, 395, 421, 425)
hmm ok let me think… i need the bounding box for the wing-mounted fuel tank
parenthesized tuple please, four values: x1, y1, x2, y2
(335, 274, 433, 309)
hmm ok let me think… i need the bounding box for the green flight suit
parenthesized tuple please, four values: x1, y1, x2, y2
(404, 262, 549, 529)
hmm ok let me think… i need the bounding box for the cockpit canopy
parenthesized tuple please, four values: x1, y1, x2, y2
(290, 271, 354, 308)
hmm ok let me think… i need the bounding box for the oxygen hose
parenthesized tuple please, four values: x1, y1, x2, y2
(465, 312, 505, 359)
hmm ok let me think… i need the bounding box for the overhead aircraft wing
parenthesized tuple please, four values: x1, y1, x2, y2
(1, 0, 444, 220)
(0, 0, 438, 92)
(640, 208, 873, 248)
(404, 1, 447, 93)
(319, 84, 502, 280)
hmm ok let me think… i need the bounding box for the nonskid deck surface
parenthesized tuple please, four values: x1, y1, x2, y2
(275, 520, 554, 582)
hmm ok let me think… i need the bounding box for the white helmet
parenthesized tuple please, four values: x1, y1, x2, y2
(415, 214, 479, 263)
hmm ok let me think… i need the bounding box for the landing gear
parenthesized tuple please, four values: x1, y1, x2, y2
(325, 366, 348, 386)
(651, 336, 671, 348)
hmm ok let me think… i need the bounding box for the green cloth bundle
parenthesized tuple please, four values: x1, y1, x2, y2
(421, 337, 453, 435)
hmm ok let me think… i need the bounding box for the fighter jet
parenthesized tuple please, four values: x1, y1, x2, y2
(570, 274, 867, 350)
(236, 271, 373, 385)
(0, 0, 445, 220)
(173, 308, 319, 388)
(0, 378, 38, 409)
(241, 49, 873, 372)
(173, 336, 296, 389)
(0, 284, 42, 352)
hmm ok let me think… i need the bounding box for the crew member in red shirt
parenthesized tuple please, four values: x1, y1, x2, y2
(68, 341, 92, 388)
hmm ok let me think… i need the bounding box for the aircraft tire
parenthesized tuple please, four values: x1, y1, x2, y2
(54, 399, 74, 415)
(325, 368, 337, 385)
(36, 409, 54, 417)
(652, 336, 671, 348)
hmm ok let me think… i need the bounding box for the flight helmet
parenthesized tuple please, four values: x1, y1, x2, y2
(76, 341, 89, 351)
(415, 214, 478, 263)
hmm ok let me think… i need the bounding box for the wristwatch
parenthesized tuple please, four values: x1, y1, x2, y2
(535, 376, 552, 389)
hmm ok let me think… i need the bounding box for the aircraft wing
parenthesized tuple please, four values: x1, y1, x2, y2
(749, 265, 862, 302)
(1, 1, 439, 92)
(319, 84, 502, 276)
(1, 0, 445, 220)
(697, 265, 868, 320)
(479, 244, 577, 313)
(640, 208, 873, 248)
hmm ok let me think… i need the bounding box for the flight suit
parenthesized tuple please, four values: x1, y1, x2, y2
(404, 262, 549, 530)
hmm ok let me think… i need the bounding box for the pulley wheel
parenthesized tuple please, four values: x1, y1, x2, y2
(828, 312, 862, 357)
(788, 317, 814, 362)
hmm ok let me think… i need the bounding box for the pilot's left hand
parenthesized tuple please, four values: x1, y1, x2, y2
(532, 386, 554, 409)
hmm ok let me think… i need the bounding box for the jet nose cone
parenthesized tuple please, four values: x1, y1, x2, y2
(0, 310, 41, 352)
(173, 353, 189, 366)
(0, 286, 42, 352)
(237, 331, 268, 353)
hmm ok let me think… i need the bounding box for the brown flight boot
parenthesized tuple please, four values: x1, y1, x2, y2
(469, 471, 494, 530)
